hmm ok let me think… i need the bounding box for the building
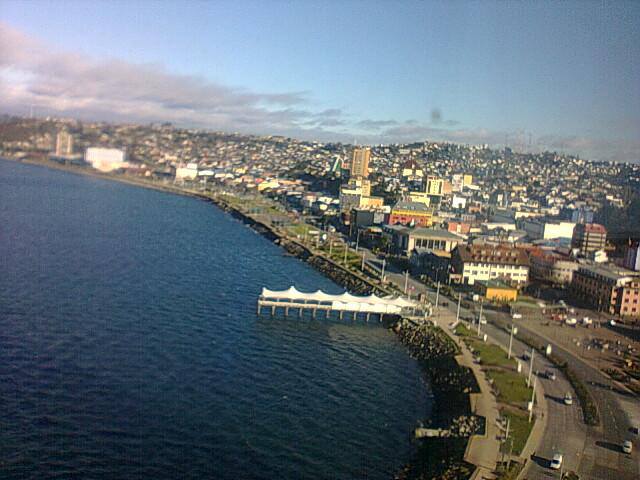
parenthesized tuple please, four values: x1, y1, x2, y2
(450, 244, 530, 286)
(520, 219, 576, 241)
(386, 201, 433, 227)
(387, 226, 463, 256)
(623, 241, 640, 271)
(475, 280, 518, 303)
(350, 147, 370, 179)
(425, 176, 444, 196)
(401, 159, 424, 179)
(571, 264, 640, 316)
(571, 223, 607, 256)
(339, 178, 377, 211)
(85, 147, 126, 172)
(529, 250, 580, 286)
(175, 162, 199, 180)
(55, 130, 73, 156)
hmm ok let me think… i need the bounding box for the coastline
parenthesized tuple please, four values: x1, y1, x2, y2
(3, 156, 478, 480)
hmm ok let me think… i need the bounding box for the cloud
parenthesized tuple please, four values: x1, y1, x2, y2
(0, 23, 637, 162)
(356, 119, 399, 130)
(0, 23, 334, 135)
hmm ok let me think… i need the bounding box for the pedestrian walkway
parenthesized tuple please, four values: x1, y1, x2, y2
(431, 308, 501, 475)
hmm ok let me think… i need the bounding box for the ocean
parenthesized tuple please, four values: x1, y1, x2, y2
(0, 159, 432, 479)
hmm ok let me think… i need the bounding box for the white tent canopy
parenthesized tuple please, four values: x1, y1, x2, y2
(260, 286, 417, 314)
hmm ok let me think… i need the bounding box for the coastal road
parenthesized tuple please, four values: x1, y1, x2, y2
(501, 314, 640, 480)
(362, 255, 639, 479)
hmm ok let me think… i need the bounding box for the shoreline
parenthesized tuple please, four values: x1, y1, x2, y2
(3, 156, 478, 479)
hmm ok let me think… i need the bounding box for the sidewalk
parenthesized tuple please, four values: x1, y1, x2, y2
(431, 308, 501, 476)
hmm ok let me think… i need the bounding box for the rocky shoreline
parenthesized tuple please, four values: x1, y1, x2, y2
(392, 320, 481, 480)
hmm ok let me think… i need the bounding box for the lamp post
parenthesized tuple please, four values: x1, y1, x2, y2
(529, 375, 537, 423)
(404, 271, 409, 294)
(456, 292, 462, 322)
(435, 281, 441, 310)
(508, 325, 518, 359)
(343, 243, 349, 265)
(477, 299, 484, 336)
(381, 258, 386, 282)
(355, 229, 362, 253)
(361, 251, 366, 271)
(527, 348, 535, 387)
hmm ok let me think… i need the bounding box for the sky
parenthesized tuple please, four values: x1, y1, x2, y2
(0, 0, 639, 162)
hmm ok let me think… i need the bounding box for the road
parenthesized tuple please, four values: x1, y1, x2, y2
(363, 253, 638, 479)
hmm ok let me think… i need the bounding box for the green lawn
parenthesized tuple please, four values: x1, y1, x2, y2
(501, 409, 534, 456)
(456, 325, 516, 368)
(487, 370, 533, 405)
(466, 340, 517, 368)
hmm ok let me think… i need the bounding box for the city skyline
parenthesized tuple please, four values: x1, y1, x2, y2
(1, 1, 639, 163)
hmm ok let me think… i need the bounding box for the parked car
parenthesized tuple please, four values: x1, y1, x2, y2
(550, 453, 563, 470)
(522, 351, 531, 361)
(565, 317, 577, 326)
(564, 393, 573, 405)
(545, 370, 557, 381)
(622, 440, 633, 454)
(582, 317, 592, 326)
(512, 313, 522, 319)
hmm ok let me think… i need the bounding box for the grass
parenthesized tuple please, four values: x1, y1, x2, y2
(487, 370, 533, 405)
(456, 325, 516, 368)
(502, 409, 534, 456)
(467, 341, 517, 368)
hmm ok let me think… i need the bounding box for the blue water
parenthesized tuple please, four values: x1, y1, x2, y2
(0, 159, 431, 479)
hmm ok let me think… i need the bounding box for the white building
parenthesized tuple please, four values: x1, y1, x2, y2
(521, 219, 576, 241)
(175, 162, 199, 180)
(85, 147, 126, 172)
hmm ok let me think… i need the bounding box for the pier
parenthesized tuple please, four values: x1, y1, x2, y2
(257, 286, 430, 321)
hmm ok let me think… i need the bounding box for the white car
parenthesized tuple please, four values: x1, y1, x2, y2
(512, 313, 522, 319)
(564, 393, 573, 405)
(550, 453, 563, 470)
(565, 318, 577, 326)
(622, 440, 633, 454)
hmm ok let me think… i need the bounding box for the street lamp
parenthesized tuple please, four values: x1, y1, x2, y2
(508, 325, 518, 359)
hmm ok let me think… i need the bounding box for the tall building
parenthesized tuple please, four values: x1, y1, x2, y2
(55, 130, 74, 156)
(425, 176, 444, 196)
(624, 241, 640, 271)
(350, 147, 370, 179)
(571, 223, 607, 256)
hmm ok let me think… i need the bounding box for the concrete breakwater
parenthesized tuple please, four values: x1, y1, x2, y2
(393, 320, 480, 480)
